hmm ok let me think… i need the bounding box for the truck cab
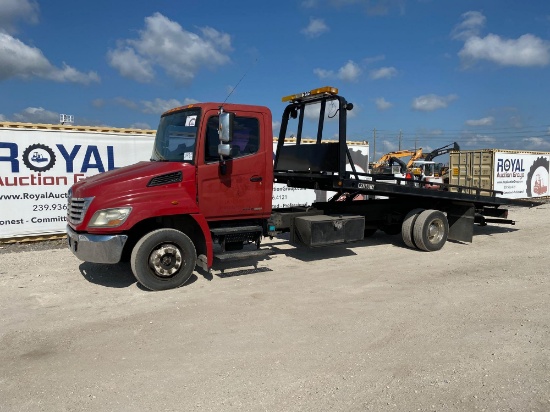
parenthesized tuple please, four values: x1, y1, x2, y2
(67, 102, 273, 290)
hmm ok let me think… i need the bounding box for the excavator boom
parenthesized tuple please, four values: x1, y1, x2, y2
(424, 142, 460, 161)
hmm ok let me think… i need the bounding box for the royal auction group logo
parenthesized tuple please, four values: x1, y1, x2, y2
(22, 144, 57, 172)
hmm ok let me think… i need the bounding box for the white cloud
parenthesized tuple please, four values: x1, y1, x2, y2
(107, 47, 154, 83)
(451, 11, 485, 41)
(304, 103, 323, 121)
(313, 68, 333, 78)
(508, 114, 523, 129)
(363, 55, 385, 65)
(412, 94, 458, 111)
(338, 60, 361, 81)
(113, 96, 198, 115)
(460, 34, 550, 67)
(12, 107, 59, 124)
(183, 97, 200, 105)
(301, 18, 329, 38)
(301, 101, 343, 121)
(129, 122, 152, 130)
(0, 33, 99, 84)
(0, 0, 39, 34)
(453, 11, 550, 68)
(369, 66, 397, 80)
(92, 99, 105, 108)
(375, 97, 393, 110)
(47, 63, 100, 84)
(522, 137, 550, 149)
(465, 116, 494, 126)
(314, 60, 361, 82)
(141, 98, 183, 115)
(108, 13, 232, 84)
(0, 114, 6, 121)
(379, 139, 398, 153)
(463, 133, 497, 146)
(114, 97, 139, 110)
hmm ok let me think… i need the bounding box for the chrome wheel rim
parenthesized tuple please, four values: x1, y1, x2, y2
(149, 244, 183, 277)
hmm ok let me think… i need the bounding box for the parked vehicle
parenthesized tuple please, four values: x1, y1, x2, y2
(66, 87, 539, 290)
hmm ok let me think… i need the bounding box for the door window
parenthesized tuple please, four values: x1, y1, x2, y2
(205, 115, 259, 162)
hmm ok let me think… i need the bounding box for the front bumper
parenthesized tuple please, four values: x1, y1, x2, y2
(66, 225, 128, 264)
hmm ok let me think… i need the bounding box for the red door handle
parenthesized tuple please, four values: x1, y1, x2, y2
(250, 176, 263, 182)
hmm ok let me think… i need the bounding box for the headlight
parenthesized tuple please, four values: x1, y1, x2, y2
(88, 207, 132, 228)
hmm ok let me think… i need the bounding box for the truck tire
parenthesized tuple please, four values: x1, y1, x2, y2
(401, 208, 424, 249)
(412, 209, 448, 252)
(131, 228, 197, 291)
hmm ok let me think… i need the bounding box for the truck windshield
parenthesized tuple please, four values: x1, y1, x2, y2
(151, 109, 201, 163)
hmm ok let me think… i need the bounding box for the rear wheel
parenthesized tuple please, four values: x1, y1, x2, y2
(413, 209, 448, 252)
(131, 228, 197, 291)
(401, 208, 424, 249)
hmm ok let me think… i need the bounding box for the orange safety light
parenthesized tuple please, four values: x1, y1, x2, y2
(282, 86, 339, 103)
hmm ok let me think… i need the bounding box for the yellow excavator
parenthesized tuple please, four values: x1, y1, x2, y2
(406, 142, 461, 188)
(371, 148, 423, 174)
(372, 142, 459, 178)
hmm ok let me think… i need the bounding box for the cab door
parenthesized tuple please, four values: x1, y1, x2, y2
(196, 110, 270, 221)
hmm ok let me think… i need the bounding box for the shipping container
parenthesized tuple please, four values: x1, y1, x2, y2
(449, 149, 550, 199)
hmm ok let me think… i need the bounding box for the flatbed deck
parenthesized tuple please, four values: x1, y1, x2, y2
(274, 170, 541, 209)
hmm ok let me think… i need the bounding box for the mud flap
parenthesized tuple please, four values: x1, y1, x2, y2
(447, 203, 475, 243)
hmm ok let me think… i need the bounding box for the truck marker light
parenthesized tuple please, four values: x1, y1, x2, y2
(171, 201, 179, 205)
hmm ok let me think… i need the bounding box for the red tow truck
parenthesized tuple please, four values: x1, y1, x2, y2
(66, 87, 537, 290)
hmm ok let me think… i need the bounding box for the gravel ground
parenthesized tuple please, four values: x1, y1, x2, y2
(0, 238, 67, 254)
(0, 203, 549, 411)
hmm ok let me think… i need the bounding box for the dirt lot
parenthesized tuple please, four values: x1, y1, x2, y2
(1, 203, 549, 412)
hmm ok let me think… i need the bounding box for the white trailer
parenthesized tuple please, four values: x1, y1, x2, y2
(0, 122, 155, 239)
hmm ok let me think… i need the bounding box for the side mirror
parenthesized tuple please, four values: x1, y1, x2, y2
(218, 143, 231, 157)
(219, 112, 234, 143)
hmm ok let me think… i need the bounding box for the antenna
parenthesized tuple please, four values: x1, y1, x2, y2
(221, 58, 258, 106)
(60, 114, 74, 125)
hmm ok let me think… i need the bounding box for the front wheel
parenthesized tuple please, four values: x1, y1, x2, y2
(131, 229, 197, 291)
(412, 210, 448, 252)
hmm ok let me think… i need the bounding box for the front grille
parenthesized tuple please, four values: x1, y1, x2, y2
(68, 197, 94, 224)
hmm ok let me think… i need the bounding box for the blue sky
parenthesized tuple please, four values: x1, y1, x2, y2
(1, 0, 550, 159)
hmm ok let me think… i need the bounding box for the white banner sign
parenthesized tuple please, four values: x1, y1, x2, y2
(271, 141, 370, 208)
(494, 152, 549, 199)
(0, 127, 154, 238)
